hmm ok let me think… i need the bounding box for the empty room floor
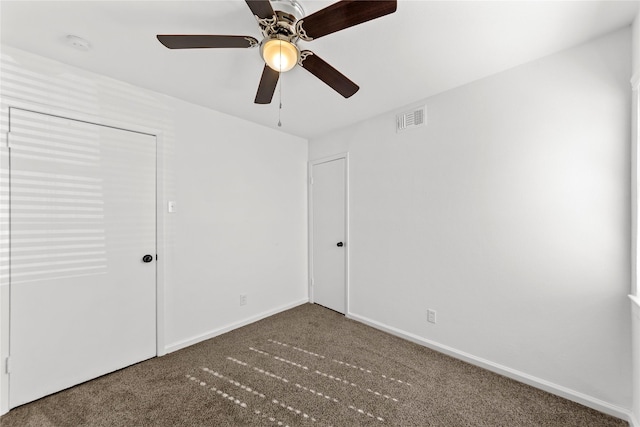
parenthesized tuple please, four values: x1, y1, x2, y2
(0, 304, 627, 426)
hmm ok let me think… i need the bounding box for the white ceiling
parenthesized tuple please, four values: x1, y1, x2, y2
(1, 0, 638, 139)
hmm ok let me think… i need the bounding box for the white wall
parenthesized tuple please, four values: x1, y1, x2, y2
(165, 99, 308, 350)
(0, 45, 308, 412)
(310, 28, 632, 416)
(633, 298, 640, 427)
(634, 9, 640, 76)
(631, 8, 640, 427)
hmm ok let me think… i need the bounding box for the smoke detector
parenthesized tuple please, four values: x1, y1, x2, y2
(65, 35, 91, 51)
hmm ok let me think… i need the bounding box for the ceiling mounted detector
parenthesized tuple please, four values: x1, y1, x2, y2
(157, 0, 397, 104)
(65, 35, 91, 51)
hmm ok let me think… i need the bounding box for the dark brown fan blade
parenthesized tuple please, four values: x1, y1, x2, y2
(297, 0, 397, 41)
(246, 0, 276, 21)
(299, 51, 359, 98)
(255, 64, 280, 104)
(157, 35, 258, 49)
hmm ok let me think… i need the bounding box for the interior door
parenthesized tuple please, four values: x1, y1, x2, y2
(8, 108, 157, 408)
(311, 157, 346, 313)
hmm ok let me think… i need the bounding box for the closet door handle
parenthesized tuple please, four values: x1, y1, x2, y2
(337, 242, 344, 247)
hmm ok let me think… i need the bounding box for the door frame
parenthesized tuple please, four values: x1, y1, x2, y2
(308, 153, 349, 314)
(0, 97, 166, 415)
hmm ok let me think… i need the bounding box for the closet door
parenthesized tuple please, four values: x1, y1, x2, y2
(311, 157, 347, 314)
(8, 108, 157, 408)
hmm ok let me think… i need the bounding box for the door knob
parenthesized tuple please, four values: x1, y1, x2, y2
(336, 242, 344, 247)
(142, 254, 154, 263)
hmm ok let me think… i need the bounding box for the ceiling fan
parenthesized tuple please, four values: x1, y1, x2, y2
(157, 0, 397, 104)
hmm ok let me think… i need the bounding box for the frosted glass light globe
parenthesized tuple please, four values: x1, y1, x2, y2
(262, 39, 299, 72)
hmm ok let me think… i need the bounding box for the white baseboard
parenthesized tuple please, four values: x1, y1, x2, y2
(164, 298, 309, 354)
(347, 311, 632, 423)
(630, 412, 639, 427)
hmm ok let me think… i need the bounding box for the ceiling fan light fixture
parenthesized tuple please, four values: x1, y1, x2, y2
(261, 38, 299, 72)
(157, 0, 398, 104)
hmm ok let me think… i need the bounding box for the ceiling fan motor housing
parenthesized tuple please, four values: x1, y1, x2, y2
(272, 0, 305, 24)
(258, 0, 305, 41)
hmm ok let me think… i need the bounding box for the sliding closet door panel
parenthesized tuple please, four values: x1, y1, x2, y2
(8, 108, 157, 408)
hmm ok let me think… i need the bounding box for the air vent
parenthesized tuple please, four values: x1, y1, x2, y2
(396, 106, 426, 132)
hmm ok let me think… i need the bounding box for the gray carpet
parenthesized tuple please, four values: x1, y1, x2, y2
(0, 303, 628, 426)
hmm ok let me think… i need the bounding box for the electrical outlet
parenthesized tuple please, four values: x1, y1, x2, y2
(240, 294, 247, 306)
(427, 309, 437, 324)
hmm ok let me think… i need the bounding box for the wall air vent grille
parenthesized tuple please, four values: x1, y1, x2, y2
(396, 106, 426, 132)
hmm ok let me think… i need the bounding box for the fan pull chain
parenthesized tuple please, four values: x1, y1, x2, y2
(278, 41, 283, 127)
(278, 89, 282, 127)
